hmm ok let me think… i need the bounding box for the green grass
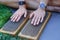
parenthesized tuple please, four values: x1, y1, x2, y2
(0, 3, 12, 28)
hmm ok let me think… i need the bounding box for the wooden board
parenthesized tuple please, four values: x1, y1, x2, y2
(18, 12, 51, 40)
(48, 0, 60, 6)
(46, 6, 60, 12)
(0, 10, 32, 35)
(46, 0, 60, 12)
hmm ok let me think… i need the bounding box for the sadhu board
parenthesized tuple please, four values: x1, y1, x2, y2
(18, 12, 51, 40)
(0, 10, 33, 36)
